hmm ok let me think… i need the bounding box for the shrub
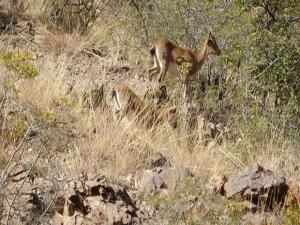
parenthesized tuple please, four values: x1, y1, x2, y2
(0, 51, 38, 79)
(39, 0, 108, 34)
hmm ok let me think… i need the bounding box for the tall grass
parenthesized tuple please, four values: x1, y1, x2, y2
(0, 0, 299, 188)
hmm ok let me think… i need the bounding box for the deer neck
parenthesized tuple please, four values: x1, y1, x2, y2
(194, 43, 208, 70)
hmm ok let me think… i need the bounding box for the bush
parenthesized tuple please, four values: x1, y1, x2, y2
(0, 51, 38, 79)
(39, 0, 108, 34)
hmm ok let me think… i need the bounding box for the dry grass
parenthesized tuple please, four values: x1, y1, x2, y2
(59, 108, 228, 181)
(8, 51, 299, 186)
(17, 54, 69, 110)
(0, 0, 299, 190)
(1, 2, 300, 224)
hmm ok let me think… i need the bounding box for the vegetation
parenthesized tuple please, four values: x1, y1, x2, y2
(0, 0, 300, 224)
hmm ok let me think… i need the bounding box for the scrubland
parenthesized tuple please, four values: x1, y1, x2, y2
(0, 0, 300, 224)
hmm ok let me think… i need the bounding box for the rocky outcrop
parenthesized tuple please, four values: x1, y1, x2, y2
(134, 167, 192, 194)
(216, 164, 288, 212)
(145, 152, 171, 169)
(54, 174, 148, 225)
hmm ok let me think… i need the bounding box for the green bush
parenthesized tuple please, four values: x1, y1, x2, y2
(1, 51, 38, 79)
(119, 0, 300, 136)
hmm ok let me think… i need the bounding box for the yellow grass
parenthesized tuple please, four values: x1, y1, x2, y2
(10, 51, 298, 185)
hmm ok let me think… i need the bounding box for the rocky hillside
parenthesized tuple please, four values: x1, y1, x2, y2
(1, 1, 300, 224)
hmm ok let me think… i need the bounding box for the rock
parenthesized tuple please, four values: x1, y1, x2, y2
(0, 164, 56, 225)
(55, 175, 146, 225)
(135, 167, 192, 194)
(123, 173, 135, 190)
(224, 163, 288, 211)
(146, 152, 171, 169)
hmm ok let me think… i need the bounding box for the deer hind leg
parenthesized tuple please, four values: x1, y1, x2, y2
(158, 60, 169, 83)
(148, 54, 160, 81)
(148, 66, 159, 81)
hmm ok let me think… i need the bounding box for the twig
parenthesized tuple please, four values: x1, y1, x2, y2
(5, 144, 44, 225)
(0, 131, 28, 186)
(250, 49, 288, 82)
(2, 138, 28, 186)
(217, 146, 244, 168)
(0, 93, 6, 110)
(36, 194, 57, 225)
(81, 48, 102, 60)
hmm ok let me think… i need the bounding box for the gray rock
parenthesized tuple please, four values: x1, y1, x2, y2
(146, 152, 171, 169)
(135, 167, 192, 194)
(224, 163, 288, 211)
(55, 175, 145, 225)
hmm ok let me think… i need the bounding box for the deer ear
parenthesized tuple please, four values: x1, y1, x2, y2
(208, 27, 213, 38)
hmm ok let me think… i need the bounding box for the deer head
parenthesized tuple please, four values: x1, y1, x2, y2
(206, 30, 221, 56)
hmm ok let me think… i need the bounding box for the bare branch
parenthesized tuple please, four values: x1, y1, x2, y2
(5, 144, 44, 225)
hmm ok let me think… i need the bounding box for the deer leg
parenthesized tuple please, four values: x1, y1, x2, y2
(148, 66, 159, 81)
(158, 62, 168, 83)
(149, 55, 160, 81)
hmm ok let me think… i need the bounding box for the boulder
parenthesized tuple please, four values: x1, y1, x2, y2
(224, 163, 288, 211)
(135, 167, 192, 194)
(146, 152, 171, 169)
(55, 174, 147, 225)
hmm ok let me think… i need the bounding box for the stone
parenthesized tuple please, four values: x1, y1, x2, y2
(135, 167, 192, 194)
(224, 163, 288, 211)
(55, 176, 145, 225)
(146, 152, 171, 169)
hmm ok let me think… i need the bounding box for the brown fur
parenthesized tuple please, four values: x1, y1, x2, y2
(148, 31, 221, 83)
(112, 84, 176, 128)
(148, 31, 221, 104)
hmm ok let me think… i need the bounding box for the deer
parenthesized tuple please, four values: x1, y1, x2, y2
(148, 30, 221, 105)
(111, 84, 177, 129)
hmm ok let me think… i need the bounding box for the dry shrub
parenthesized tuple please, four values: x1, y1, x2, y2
(34, 27, 83, 54)
(59, 106, 229, 181)
(17, 55, 69, 110)
(0, 0, 26, 16)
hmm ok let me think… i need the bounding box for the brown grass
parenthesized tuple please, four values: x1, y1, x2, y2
(10, 51, 299, 185)
(0, 0, 299, 188)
